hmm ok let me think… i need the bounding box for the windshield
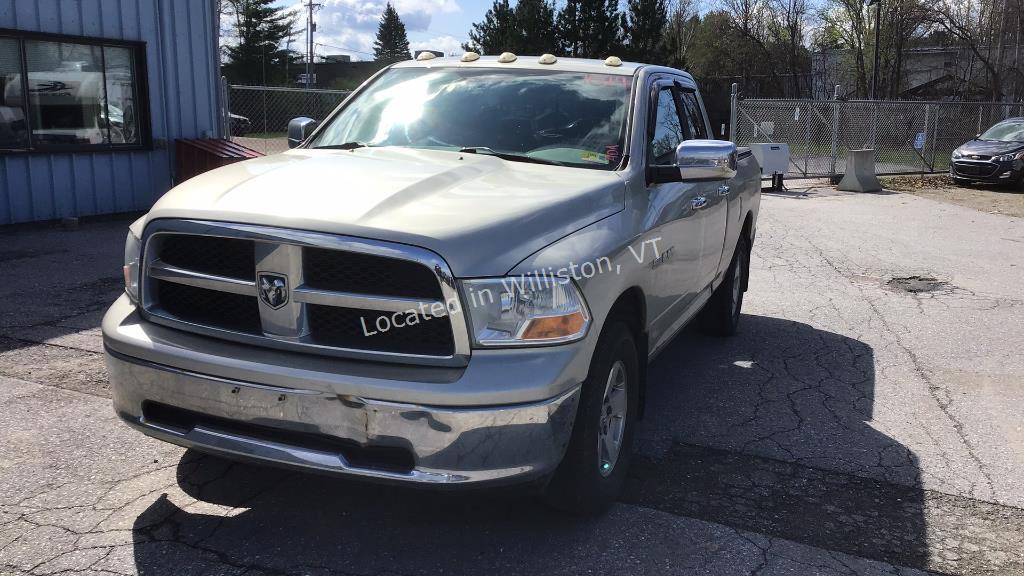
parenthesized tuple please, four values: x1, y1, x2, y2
(308, 67, 632, 170)
(979, 120, 1024, 143)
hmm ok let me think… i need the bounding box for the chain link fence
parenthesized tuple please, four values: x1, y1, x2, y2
(730, 94, 1024, 178)
(224, 84, 351, 155)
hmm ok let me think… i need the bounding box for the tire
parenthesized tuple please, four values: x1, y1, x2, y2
(699, 235, 749, 336)
(543, 321, 640, 516)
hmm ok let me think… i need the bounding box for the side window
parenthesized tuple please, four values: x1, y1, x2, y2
(648, 86, 684, 165)
(679, 90, 708, 140)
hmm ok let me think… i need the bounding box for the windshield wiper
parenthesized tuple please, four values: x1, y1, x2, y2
(313, 141, 369, 150)
(459, 146, 563, 166)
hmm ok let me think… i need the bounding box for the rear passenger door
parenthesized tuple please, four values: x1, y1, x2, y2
(677, 85, 729, 290)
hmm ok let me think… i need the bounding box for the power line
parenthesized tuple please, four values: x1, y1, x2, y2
(314, 42, 375, 57)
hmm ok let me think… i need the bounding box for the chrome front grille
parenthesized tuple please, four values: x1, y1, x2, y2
(140, 220, 469, 366)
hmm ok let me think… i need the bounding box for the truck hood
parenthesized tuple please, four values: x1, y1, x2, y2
(148, 147, 625, 276)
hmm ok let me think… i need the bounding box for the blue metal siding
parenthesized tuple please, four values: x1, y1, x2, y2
(0, 0, 221, 224)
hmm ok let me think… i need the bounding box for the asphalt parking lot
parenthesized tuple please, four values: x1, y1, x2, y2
(2, 183, 1023, 575)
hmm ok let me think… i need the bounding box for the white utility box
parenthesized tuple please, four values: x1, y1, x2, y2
(748, 143, 790, 176)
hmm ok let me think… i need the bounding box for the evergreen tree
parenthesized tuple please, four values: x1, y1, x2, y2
(556, 0, 622, 58)
(463, 0, 518, 54)
(514, 0, 557, 54)
(623, 0, 668, 63)
(373, 3, 411, 64)
(222, 0, 297, 85)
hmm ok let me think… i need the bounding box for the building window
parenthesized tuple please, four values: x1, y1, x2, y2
(0, 30, 148, 152)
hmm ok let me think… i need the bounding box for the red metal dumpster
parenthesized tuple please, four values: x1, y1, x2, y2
(175, 139, 262, 184)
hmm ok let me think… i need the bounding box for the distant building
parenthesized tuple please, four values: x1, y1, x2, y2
(322, 54, 351, 63)
(812, 45, 1023, 101)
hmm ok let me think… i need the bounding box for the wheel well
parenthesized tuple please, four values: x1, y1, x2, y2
(606, 287, 649, 418)
(740, 212, 754, 291)
(741, 212, 754, 246)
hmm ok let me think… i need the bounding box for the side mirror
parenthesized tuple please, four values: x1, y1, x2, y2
(676, 140, 738, 181)
(287, 117, 317, 148)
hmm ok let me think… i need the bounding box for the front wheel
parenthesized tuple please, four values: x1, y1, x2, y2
(543, 321, 639, 515)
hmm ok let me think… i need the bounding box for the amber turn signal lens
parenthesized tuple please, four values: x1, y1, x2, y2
(520, 311, 586, 340)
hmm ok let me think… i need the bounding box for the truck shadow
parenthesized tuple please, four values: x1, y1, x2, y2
(132, 314, 929, 573)
(630, 314, 927, 569)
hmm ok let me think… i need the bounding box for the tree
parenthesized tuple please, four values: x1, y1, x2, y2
(514, 0, 557, 53)
(922, 0, 1021, 100)
(464, 0, 556, 54)
(623, 0, 669, 63)
(464, 0, 518, 54)
(662, 0, 700, 69)
(556, 0, 623, 58)
(374, 3, 411, 64)
(222, 0, 298, 85)
(768, 0, 811, 97)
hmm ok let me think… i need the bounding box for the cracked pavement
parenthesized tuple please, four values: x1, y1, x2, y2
(1, 185, 1023, 575)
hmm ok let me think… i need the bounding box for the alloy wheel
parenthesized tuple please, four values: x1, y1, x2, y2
(598, 360, 628, 477)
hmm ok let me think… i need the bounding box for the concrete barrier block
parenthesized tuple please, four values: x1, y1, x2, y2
(837, 149, 883, 193)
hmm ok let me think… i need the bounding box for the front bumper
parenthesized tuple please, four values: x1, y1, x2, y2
(104, 295, 586, 485)
(950, 160, 1021, 183)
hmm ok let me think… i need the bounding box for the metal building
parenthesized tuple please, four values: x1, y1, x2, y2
(0, 0, 221, 225)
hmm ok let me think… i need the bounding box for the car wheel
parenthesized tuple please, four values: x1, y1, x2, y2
(543, 320, 639, 516)
(699, 235, 749, 336)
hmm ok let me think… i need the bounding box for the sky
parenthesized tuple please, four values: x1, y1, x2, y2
(276, 0, 491, 61)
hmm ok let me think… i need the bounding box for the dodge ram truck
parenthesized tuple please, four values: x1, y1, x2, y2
(104, 53, 761, 513)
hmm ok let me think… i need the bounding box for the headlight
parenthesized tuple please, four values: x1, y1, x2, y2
(951, 149, 963, 159)
(994, 152, 1023, 162)
(460, 277, 590, 346)
(123, 227, 142, 303)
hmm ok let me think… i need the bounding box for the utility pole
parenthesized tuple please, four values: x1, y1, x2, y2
(866, 0, 882, 99)
(304, 1, 322, 89)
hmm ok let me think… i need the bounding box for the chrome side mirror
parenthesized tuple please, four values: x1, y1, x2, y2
(287, 117, 317, 148)
(676, 140, 738, 181)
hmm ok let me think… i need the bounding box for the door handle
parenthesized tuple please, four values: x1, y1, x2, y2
(718, 184, 731, 196)
(691, 196, 708, 210)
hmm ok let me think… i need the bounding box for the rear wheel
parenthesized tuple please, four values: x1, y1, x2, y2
(699, 235, 749, 336)
(544, 321, 639, 516)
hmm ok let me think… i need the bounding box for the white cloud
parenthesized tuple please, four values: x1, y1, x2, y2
(289, 0, 462, 60)
(409, 35, 464, 56)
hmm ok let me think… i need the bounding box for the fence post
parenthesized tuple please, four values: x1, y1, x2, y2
(921, 103, 930, 172)
(829, 85, 840, 180)
(803, 100, 810, 176)
(870, 102, 877, 150)
(729, 83, 738, 143)
(221, 76, 230, 139)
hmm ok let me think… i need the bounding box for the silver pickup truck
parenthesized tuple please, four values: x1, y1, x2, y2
(104, 54, 760, 514)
